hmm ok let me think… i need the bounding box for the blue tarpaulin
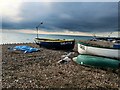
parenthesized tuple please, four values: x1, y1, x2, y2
(13, 45, 39, 53)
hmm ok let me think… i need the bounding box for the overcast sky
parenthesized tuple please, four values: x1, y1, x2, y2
(1, 1, 119, 34)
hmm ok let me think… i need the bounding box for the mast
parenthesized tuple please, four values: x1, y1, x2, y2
(108, 32, 112, 38)
(36, 22, 43, 38)
(92, 33, 96, 39)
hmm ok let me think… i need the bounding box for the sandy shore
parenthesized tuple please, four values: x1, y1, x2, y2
(1, 42, 120, 89)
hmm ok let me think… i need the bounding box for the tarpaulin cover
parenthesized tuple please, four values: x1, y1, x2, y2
(13, 45, 39, 53)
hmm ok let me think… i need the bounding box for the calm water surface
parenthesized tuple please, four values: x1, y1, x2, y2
(1, 31, 92, 44)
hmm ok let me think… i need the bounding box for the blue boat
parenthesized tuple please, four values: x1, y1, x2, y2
(34, 38, 75, 50)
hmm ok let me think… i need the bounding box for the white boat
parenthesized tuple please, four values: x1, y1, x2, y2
(78, 41, 120, 59)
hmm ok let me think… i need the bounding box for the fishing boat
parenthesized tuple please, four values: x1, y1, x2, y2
(90, 32, 120, 42)
(34, 38, 75, 50)
(34, 22, 75, 50)
(78, 40, 120, 59)
(73, 55, 120, 69)
(91, 37, 120, 42)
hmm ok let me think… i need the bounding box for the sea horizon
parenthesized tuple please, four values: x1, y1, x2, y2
(1, 31, 93, 44)
(1, 29, 120, 44)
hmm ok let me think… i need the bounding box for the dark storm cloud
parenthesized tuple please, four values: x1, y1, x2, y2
(2, 18, 19, 29)
(2, 2, 118, 32)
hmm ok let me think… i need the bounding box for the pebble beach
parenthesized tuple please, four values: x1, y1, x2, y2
(1, 42, 120, 89)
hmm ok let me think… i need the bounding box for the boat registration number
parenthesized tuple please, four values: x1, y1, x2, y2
(80, 45, 85, 50)
(60, 42, 73, 45)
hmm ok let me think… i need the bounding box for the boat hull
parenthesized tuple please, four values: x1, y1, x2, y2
(78, 43, 120, 59)
(73, 55, 120, 69)
(34, 38, 75, 50)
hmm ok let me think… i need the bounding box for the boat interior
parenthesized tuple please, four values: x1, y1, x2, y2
(79, 40, 120, 49)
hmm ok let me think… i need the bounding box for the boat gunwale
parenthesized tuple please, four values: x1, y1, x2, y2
(78, 42, 120, 50)
(34, 38, 75, 42)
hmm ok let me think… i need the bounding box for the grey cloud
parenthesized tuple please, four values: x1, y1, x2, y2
(2, 2, 118, 32)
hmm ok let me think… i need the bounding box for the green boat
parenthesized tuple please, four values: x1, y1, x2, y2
(73, 55, 120, 69)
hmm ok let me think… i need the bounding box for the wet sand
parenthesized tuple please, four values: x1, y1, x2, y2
(1, 42, 120, 89)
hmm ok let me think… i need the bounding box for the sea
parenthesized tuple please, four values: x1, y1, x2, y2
(1, 31, 93, 44)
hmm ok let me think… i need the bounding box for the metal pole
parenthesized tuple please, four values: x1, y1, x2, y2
(108, 32, 112, 37)
(36, 22, 43, 38)
(36, 27, 38, 38)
